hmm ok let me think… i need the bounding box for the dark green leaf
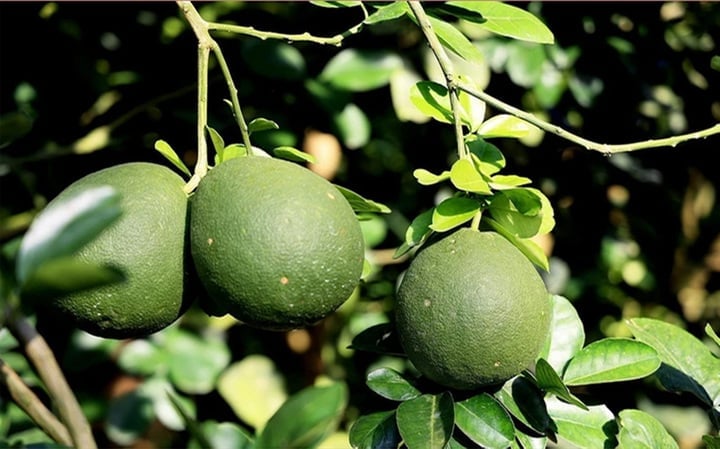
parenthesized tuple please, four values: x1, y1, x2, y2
(425, 16, 484, 64)
(248, 117, 280, 134)
(703, 435, 720, 449)
(273, 146, 316, 164)
(627, 318, 720, 409)
(413, 168, 451, 186)
(320, 49, 403, 92)
(349, 410, 401, 449)
(396, 393, 454, 449)
(366, 368, 421, 401)
(348, 323, 405, 357)
(20, 257, 124, 299)
(105, 389, 154, 446)
(466, 137, 505, 176)
(154, 140, 191, 177)
(617, 409, 678, 449)
(495, 376, 555, 437)
(16, 186, 122, 284)
(539, 295, 585, 373)
(334, 185, 391, 214)
(488, 189, 543, 238)
(563, 338, 660, 386)
(454, 393, 514, 449)
(365, 2, 409, 24)
(450, 159, 492, 194)
(449, 2, 554, 44)
(534, 358, 587, 410)
(242, 40, 306, 81)
(410, 81, 453, 124)
(394, 208, 434, 259)
(546, 397, 617, 449)
(255, 383, 348, 449)
(430, 197, 480, 232)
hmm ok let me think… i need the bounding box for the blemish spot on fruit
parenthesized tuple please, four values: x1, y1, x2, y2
(327, 192, 335, 200)
(423, 299, 431, 307)
(280, 276, 289, 285)
(494, 361, 501, 367)
(207, 238, 214, 245)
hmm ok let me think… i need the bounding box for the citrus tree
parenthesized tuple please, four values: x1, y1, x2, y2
(1, 2, 719, 449)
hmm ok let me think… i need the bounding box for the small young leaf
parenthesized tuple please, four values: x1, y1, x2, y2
(466, 137, 505, 176)
(545, 397, 617, 449)
(273, 146, 316, 164)
(214, 143, 247, 164)
(21, 257, 124, 299)
(248, 117, 280, 134)
(489, 174, 532, 190)
(450, 159, 492, 194)
(457, 86, 487, 132)
(539, 295, 586, 373)
(320, 49, 403, 92)
(154, 140, 191, 177)
(627, 318, 720, 409)
(365, 2, 409, 24)
(562, 338, 661, 386)
(488, 189, 543, 238)
(617, 409, 679, 449)
(205, 126, 225, 155)
(477, 114, 535, 139)
(396, 393, 454, 449)
(348, 323, 405, 356)
(495, 376, 555, 437)
(430, 197, 480, 232)
(333, 185, 391, 214)
(486, 218, 549, 271)
(706, 324, 720, 349)
(366, 368, 421, 402)
(255, 383, 348, 449)
(449, 2, 554, 44)
(413, 168, 451, 186)
(349, 410, 401, 449)
(424, 15, 485, 64)
(16, 185, 122, 284)
(534, 358, 587, 410)
(394, 208, 434, 259)
(454, 393, 515, 449)
(410, 81, 453, 124)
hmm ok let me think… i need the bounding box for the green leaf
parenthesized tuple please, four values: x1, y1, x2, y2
(366, 368, 421, 402)
(218, 354, 287, 431)
(242, 40, 306, 81)
(214, 143, 247, 165)
(545, 397, 617, 449)
(486, 217, 549, 271)
(349, 410, 401, 449)
(527, 188, 555, 235)
(457, 85, 487, 132)
(273, 146, 316, 164)
(165, 329, 231, 395)
(396, 393, 454, 449)
(539, 295, 586, 373)
(534, 358, 587, 410)
(154, 140, 191, 177)
(320, 49, 403, 92)
(430, 197, 480, 232)
(495, 376, 555, 437)
(188, 421, 254, 449)
(334, 185, 391, 214)
(117, 340, 166, 377)
(311, 1, 361, 8)
(706, 324, 720, 349)
(627, 318, 720, 409)
(410, 81, 453, 124)
(365, 2, 409, 24)
(16, 185, 122, 284)
(413, 168, 451, 186)
(489, 174, 532, 190)
(450, 159, 492, 194)
(333, 102, 371, 149)
(105, 389, 154, 446)
(466, 137, 505, 176)
(703, 435, 720, 449)
(391, 66, 431, 124)
(563, 338, 661, 386)
(424, 16, 485, 64)
(454, 393, 514, 449)
(488, 189, 543, 238)
(515, 431, 547, 449)
(248, 117, 280, 134)
(348, 322, 405, 356)
(255, 383, 348, 449)
(617, 409, 679, 449)
(206, 126, 225, 158)
(20, 257, 124, 299)
(394, 209, 434, 259)
(449, 2, 554, 44)
(477, 114, 535, 139)
(141, 377, 196, 432)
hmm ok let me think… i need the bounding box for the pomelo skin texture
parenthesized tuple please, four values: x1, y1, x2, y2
(190, 156, 365, 331)
(40, 162, 191, 339)
(396, 228, 551, 390)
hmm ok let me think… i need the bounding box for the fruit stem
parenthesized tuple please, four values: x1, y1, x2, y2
(470, 210, 482, 231)
(407, 1, 468, 161)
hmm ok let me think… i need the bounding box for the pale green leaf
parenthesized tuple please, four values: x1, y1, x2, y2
(489, 174, 532, 190)
(273, 146, 316, 164)
(546, 397, 617, 449)
(563, 338, 661, 386)
(449, 2, 554, 44)
(365, 2, 409, 24)
(430, 197, 480, 232)
(425, 15, 485, 64)
(413, 168, 451, 186)
(539, 295, 585, 372)
(706, 324, 720, 349)
(450, 159, 492, 194)
(477, 114, 535, 139)
(154, 140, 191, 177)
(320, 49, 403, 92)
(466, 137, 505, 176)
(391, 66, 431, 124)
(486, 218, 549, 270)
(248, 118, 279, 134)
(617, 409, 679, 449)
(410, 81, 453, 124)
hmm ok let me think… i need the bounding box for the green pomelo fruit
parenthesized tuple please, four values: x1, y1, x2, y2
(396, 228, 551, 390)
(38, 162, 191, 339)
(190, 156, 365, 330)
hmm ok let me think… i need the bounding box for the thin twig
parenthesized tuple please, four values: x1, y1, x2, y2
(0, 358, 72, 446)
(8, 314, 97, 449)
